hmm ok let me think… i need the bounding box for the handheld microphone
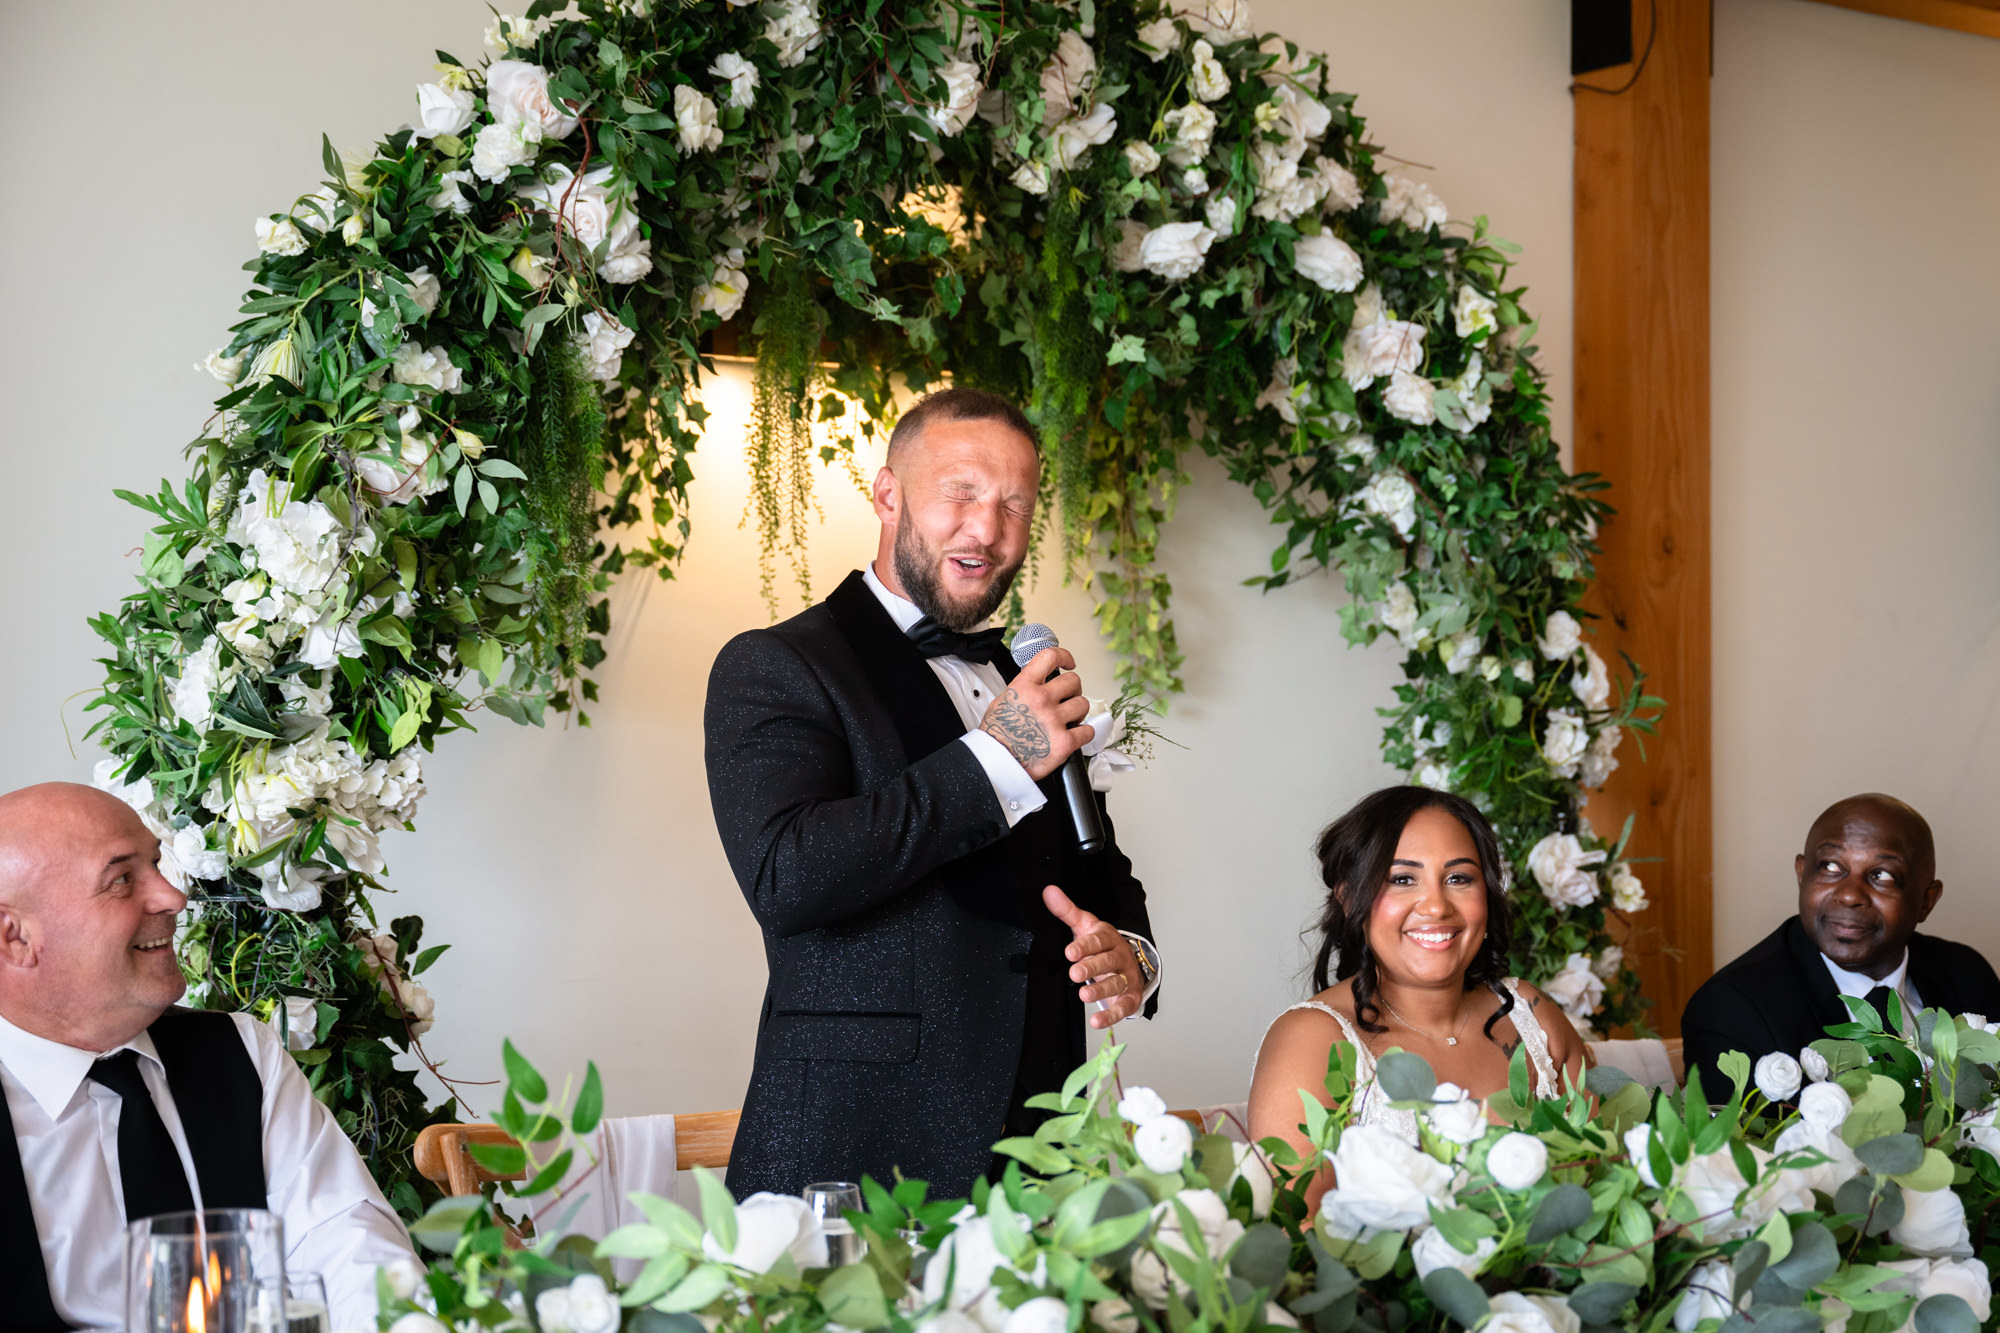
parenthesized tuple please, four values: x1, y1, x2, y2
(1010, 623, 1107, 856)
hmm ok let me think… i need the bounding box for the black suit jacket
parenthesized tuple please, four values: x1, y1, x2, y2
(1681, 915, 2000, 1088)
(705, 571, 1154, 1199)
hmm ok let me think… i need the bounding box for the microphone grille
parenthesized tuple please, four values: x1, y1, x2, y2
(1009, 622, 1059, 668)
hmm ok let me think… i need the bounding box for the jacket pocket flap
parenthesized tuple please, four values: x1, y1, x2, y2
(765, 1012, 921, 1063)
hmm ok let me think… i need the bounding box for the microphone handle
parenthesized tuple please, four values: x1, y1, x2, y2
(1060, 750, 1107, 855)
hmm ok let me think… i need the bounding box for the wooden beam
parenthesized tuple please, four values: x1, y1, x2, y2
(1572, 0, 1713, 1038)
(1799, 0, 2000, 40)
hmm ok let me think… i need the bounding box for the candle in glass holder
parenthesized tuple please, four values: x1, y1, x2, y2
(125, 1209, 285, 1333)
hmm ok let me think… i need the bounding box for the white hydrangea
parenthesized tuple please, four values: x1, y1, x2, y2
(763, 0, 825, 67)
(1381, 172, 1448, 231)
(223, 469, 348, 598)
(470, 119, 541, 183)
(1382, 368, 1437, 425)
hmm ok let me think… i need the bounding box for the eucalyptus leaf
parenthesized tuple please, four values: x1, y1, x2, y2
(1419, 1269, 1489, 1329)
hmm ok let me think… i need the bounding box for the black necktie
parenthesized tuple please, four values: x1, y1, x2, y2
(1864, 984, 1899, 1030)
(907, 617, 1009, 667)
(88, 1050, 195, 1223)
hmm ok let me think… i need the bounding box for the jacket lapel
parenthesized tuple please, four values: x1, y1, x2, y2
(1783, 916, 1855, 1034)
(825, 571, 968, 766)
(1908, 935, 1963, 1015)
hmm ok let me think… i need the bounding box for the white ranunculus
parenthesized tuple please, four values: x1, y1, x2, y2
(1624, 1124, 1664, 1187)
(574, 310, 635, 384)
(470, 119, 540, 182)
(1526, 831, 1606, 908)
(1321, 159, 1364, 213)
(1571, 645, 1611, 710)
(1672, 1260, 1733, 1331)
(1484, 1293, 1578, 1333)
(202, 348, 247, 384)
(255, 217, 307, 257)
(1341, 318, 1426, 390)
(674, 84, 724, 153)
(1378, 581, 1419, 648)
(1381, 172, 1448, 231)
(1363, 471, 1418, 538)
(537, 1273, 621, 1333)
(1411, 1225, 1495, 1279)
(703, 1192, 829, 1272)
(1051, 103, 1117, 170)
(710, 51, 760, 110)
(1543, 952, 1606, 1020)
(1204, 194, 1238, 237)
(923, 1208, 1041, 1332)
(411, 83, 476, 139)
(1537, 610, 1583, 660)
(697, 253, 750, 319)
(1134, 1114, 1193, 1173)
(488, 60, 578, 140)
(1132, 1189, 1244, 1308)
(1187, 0, 1254, 42)
(1608, 861, 1647, 912)
(1011, 161, 1050, 196)
(1382, 369, 1437, 425)
(1578, 726, 1622, 788)
(1425, 1083, 1487, 1145)
(763, 0, 825, 67)
(1754, 1052, 1803, 1102)
(1138, 221, 1217, 281)
(1124, 139, 1161, 175)
(927, 58, 981, 135)
(1679, 1144, 1812, 1241)
(1182, 165, 1210, 196)
(1294, 233, 1363, 292)
(1118, 1086, 1169, 1125)
(1453, 284, 1499, 340)
(1775, 1120, 1863, 1197)
(1040, 30, 1096, 125)
(1880, 1257, 1992, 1330)
(1485, 1132, 1549, 1190)
(1005, 1298, 1068, 1333)
(1800, 1046, 1833, 1085)
(1318, 1123, 1456, 1234)
(1161, 102, 1217, 164)
(1189, 39, 1230, 102)
(1135, 18, 1180, 59)
(428, 168, 475, 214)
(1541, 709, 1589, 778)
(1091, 1299, 1139, 1333)
(1891, 1185, 1972, 1257)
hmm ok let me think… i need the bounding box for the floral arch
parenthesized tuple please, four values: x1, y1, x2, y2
(88, 0, 1661, 1208)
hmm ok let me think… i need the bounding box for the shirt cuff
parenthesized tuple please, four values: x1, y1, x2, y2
(960, 730, 1048, 828)
(1120, 931, 1163, 1003)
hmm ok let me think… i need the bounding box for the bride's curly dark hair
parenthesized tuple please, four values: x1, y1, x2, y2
(1309, 786, 1515, 1038)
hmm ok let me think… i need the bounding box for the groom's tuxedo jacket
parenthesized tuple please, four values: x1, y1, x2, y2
(705, 571, 1155, 1199)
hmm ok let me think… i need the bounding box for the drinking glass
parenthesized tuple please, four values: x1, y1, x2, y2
(125, 1209, 287, 1333)
(252, 1273, 331, 1333)
(803, 1181, 866, 1266)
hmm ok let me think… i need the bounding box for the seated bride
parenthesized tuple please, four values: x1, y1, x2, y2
(1249, 787, 1589, 1203)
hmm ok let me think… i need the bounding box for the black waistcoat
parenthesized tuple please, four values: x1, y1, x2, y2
(0, 1008, 268, 1331)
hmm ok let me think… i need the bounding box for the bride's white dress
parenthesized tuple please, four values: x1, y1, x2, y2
(1261, 978, 1561, 1144)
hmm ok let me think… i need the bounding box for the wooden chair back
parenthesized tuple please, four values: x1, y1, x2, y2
(413, 1109, 743, 1197)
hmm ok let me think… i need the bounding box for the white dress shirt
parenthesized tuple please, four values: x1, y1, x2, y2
(0, 1010, 415, 1331)
(862, 565, 1161, 1001)
(1822, 948, 1922, 1016)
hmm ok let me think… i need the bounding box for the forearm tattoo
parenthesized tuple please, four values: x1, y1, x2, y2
(983, 688, 1050, 769)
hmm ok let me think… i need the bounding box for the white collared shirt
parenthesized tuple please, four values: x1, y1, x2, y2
(862, 565, 1160, 1001)
(0, 1010, 415, 1331)
(1821, 949, 1923, 1015)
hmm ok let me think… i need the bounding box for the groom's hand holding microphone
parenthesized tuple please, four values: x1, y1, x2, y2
(974, 644, 1093, 779)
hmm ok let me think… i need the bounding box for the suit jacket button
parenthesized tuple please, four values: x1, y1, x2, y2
(1008, 953, 1031, 974)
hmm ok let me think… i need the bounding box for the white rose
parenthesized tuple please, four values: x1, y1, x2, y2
(1118, 1086, 1169, 1125)
(1624, 1124, 1664, 1187)
(1541, 952, 1606, 1019)
(1962, 1104, 2000, 1159)
(703, 1192, 829, 1272)
(470, 119, 540, 182)
(539, 1274, 619, 1333)
(1672, 1260, 1732, 1332)
(518, 164, 651, 284)
(160, 822, 228, 890)
(411, 83, 476, 139)
(1342, 318, 1425, 390)
(428, 168, 475, 214)
(1754, 1052, 1803, 1102)
(1050, 103, 1117, 170)
(1881, 1258, 1991, 1330)
(763, 0, 826, 68)
(1138, 221, 1217, 281)
(255, 217, 307, 256)
(1228, 1142, 1275, 1217)
(1363, 471, 1418, 538)
(1800, 1046, 1833, 1085)
(1775, 1121, 1863, 1197)
(1294, 233, 1363, 292)
(574, 310, 635, 384)
(1592, 946, 1625, 981)
(1453, 284, 1499, 340)
(1537, 610, 1583, 660)
(1161, 102, 1217, 163)
(380, 1257, 425, 1300)
(1542, 709, 1589, 778)
(1189, 40, 1231, 102)
(1579, 727, 1623, 789)
(1425, 1083, 1487, 1145)
(1381, 172, 1448, 231)
(1133, 1190, 1243, 1307)
(1318, 1123, 1457, 1233)
(1005, 1298, 1069, 1333)
(257, 859, 324, 912)
(1378, 581, 1420, 648)
(674, 84, 724, 153)
(1411, 1225, 1495, 1279)
(270, 995, 319, 1052)
(397, 980, 436, 1038)
(1679, 1145, 1811, 1241)
(1608, 861, 1647, 913)
(1186, 0, 1254, 42)
(1382, 369, 1437, 425)
(710, 51, 760, 110)
(1484, 1293, 1578, 1333)
(1134, 17, 1180, 60)
(390, 1316, 451, 1333)
(923, 1209, 1040, 1332)
(1485, 1132, 1548, 1190)
(1134, 1114, 1193, 1173)
(1091, 1300, 1138, 1333)
(1040, 30, 1096, 125)
(403, 266, 441, 317)
(1204, 194, 1238, 238)
(1124, 139, 1161, 175)
(1571, 645, 1611, 710)
(1011, 161, 1050, 196)
(1321, 160, 1364, 213)
(1890, 1186, 1972, 1258)
(202, 349, 247, 384)
(487, 60, 578, 140)
(928, 59, 982, 135)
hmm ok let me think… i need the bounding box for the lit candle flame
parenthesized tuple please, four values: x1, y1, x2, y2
(185, 1275, 206, 1333)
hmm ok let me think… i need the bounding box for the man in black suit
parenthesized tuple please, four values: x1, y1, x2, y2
(1682, 793, 2000, 1087)
(705, 387, 1159, 1199)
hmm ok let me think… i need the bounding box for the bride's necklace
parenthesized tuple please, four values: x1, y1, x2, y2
(1382, 995, 1473, 1047)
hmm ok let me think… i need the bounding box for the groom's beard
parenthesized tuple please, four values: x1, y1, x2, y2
(893, 522, 1022, 632)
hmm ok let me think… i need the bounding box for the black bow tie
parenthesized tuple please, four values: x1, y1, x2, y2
(907, 617, 1009, 667)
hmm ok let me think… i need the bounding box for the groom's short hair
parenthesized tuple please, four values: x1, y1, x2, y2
(887, 387, 1038, 468)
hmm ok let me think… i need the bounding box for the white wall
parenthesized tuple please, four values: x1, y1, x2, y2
(1711, 0, 2000, 967)
(0, 1, 1573, 1118)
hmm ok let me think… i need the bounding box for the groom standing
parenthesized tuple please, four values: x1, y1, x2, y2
(705, 387, 1160, 1198)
